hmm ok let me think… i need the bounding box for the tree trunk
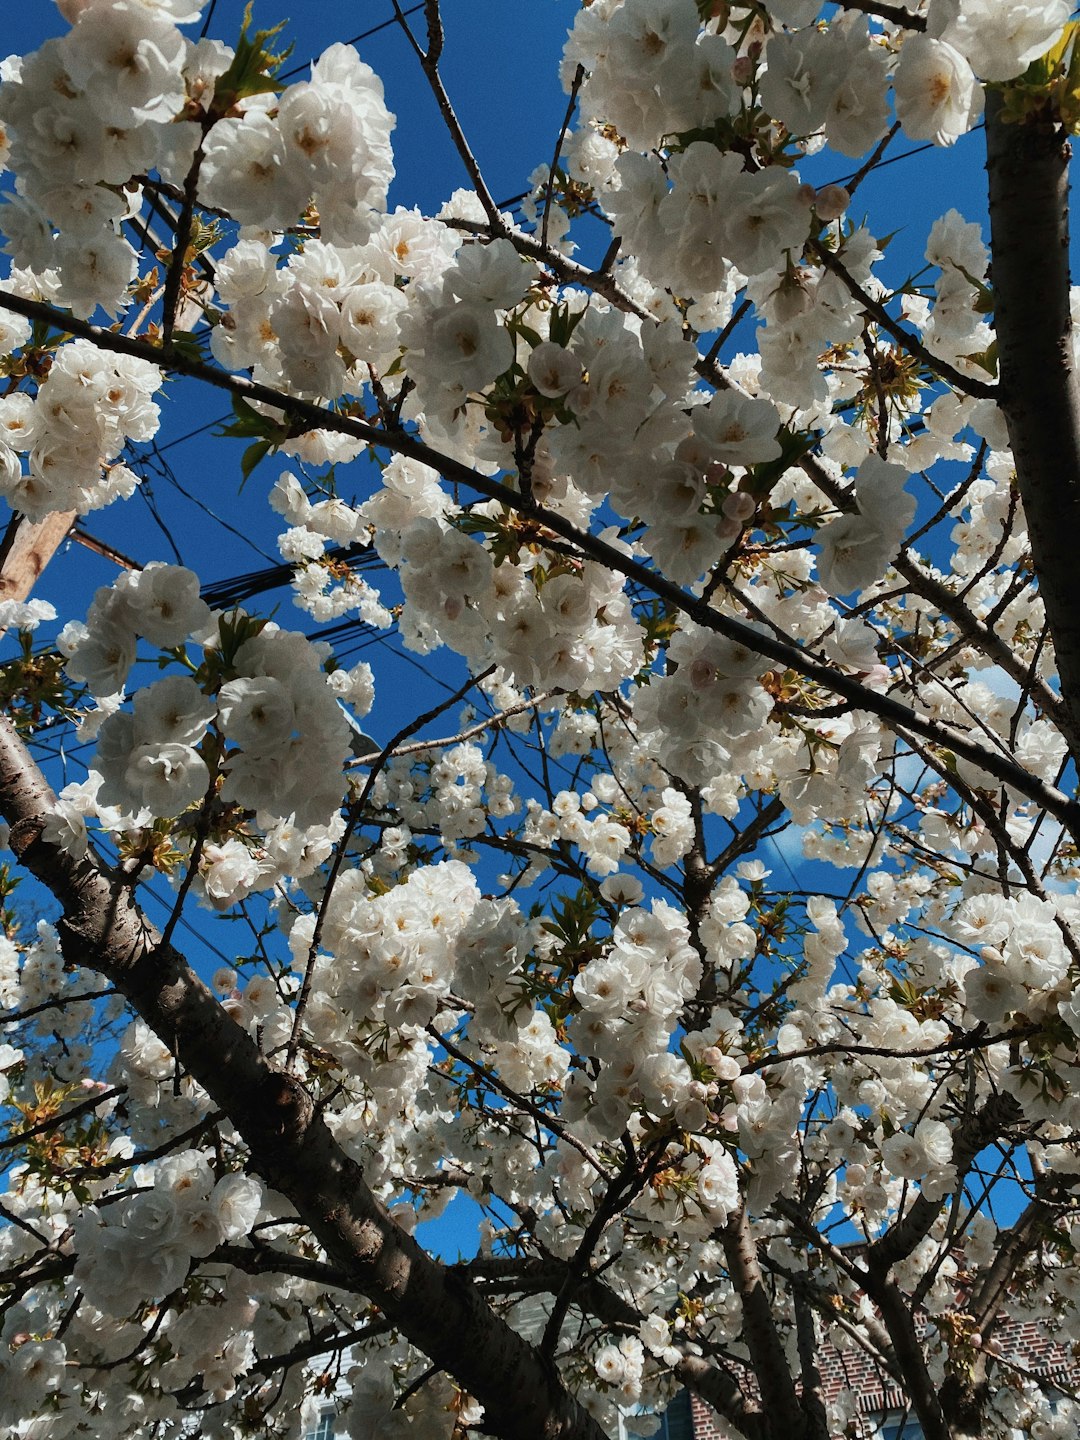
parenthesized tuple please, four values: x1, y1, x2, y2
(986, 89, 1080, 759)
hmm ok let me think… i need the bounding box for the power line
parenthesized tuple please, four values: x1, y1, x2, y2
(153, 413, 232, 455)
(276, 3, 424, 81)
(199, 0, 220, 41)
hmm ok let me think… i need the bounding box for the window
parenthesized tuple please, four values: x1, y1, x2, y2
(620, 1390, 694, 1440)
(876, 1413, 924, 1440)
(654, 1390, 693, 1440)
(304, 1412, 336, 1440)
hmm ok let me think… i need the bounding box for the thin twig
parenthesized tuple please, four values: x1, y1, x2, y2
(810, 240, 997, 400)
(160, 125, 210, 345)
(841, 120, 904, 199)
(346, 688, 559, 766)
(392, 0, 502, 226)
(0, 1086, 122, 1154)
(429, 1023, 610, 1176)
(541, 64, 586, 252)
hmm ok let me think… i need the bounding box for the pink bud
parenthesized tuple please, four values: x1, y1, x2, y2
(816, 185, 851, 223)
(722, 490, 757, 523)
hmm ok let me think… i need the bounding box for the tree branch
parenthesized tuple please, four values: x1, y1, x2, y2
(392, 0, 502, 227)
(0, 289, 1076, 835)
(864, 1276, 950, 1440)
(809, 240, 997, 399)
(0, 714, 605, 1440)
(0, 1086, 123, 1153)
(0, 510, 75, 633)
(830, 0, 927, 28)
(461, 1255, 766, 1440)
(867, 1093, 1023, 1272)
(720, 1205, 804, 1439)
(985, 89, 1080, 765)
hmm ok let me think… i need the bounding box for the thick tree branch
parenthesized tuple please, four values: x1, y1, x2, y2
(461, 1255, 766, 1440)
(721, 1205, 805, 1440)
(0, 715, 604, 1440)
(793, 1294, 830, 1440)
(209, 1241, 356, 1290)
(864, 1277, 949, 1440)
(986, 90, 1080, 763)
(933, 1197, 1052, 1437)
(0, 289, 1076, 835)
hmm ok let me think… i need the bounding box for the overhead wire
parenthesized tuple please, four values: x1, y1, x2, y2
(199, 540, 382, 610)
(199, 0, 221, 41)
(130, 438, 279, 565)
(276, 2, 425, 81)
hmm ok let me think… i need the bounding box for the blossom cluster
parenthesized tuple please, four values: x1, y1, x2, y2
(0, 339, 162, 521)
(57, 564, 352, 872)
(200, 43, 394, 244)
(0, 1, 395, 314)
(72, 1155, 263, 1317)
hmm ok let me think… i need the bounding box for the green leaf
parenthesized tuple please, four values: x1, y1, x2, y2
(508, 321, 544, 348)
(1058, 22, 1080, 129)
(871, 226, 901, 255)
(168, 330, 209, 364)
(952, 263, 994, 315)
(239, 438, 272, 488)
(216, 393, 281, 441)
(743, 427, 815, 499)
(1016, 17, 1077, 90)
(215, 394, 289, 486)
(210, 2, 293, 116)
(546, 303, 586, 350)
(212, 608, 269, 670)
(962, 341, 998, 378)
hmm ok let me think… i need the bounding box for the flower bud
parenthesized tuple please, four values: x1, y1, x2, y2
(815, 184, 851, 222)
(722, 490, 758, 523)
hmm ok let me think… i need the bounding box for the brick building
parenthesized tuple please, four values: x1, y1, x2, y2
(304, 1299, 1077, 1440)
(683, 1308, 1078, 1440)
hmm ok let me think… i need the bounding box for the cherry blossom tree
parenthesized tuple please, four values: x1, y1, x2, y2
(2, 2, 1080, 1439)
